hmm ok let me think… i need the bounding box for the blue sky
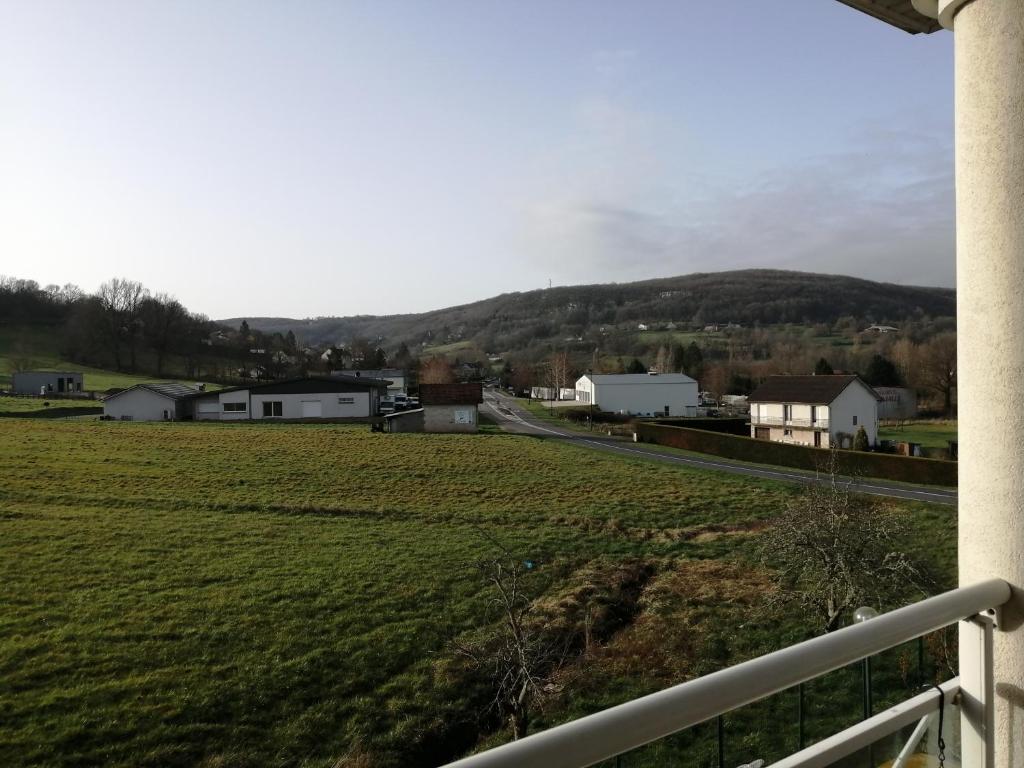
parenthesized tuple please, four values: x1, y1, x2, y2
(0, 1, 953, 318)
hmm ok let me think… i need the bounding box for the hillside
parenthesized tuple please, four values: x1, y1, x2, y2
(225, 269, 955, 354)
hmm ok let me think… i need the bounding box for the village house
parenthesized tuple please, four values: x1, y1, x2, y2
(102, 383, 201, 421)
(192, 376, 388, 421)
(575, 372, 698, 417)
(748, 374, 881, 449)
(103, 376, 389, 422)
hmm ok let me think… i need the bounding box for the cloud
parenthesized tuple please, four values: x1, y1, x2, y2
(517, 126, 955, 288)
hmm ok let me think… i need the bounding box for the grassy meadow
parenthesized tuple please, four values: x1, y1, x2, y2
(0, 420, 956, 767)
(879, 421, 958, 449)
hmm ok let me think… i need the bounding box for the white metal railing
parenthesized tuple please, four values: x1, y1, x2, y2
(751, 416, 829, 429)
(441, 579, 1010, 768)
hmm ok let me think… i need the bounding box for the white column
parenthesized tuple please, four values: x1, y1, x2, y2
(954, 0, 1024, 765)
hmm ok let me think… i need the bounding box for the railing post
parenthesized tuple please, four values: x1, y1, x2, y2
(959, 613, 996, 768)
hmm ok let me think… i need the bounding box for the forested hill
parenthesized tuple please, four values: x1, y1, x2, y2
(228, 269, 955, 350)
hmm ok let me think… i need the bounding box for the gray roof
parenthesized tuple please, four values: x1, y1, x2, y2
(104, 382, 201, 402)
(748, 375, 881, 405)
(579, 373, 697, 385)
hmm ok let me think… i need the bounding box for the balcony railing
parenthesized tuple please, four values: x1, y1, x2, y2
(441, 578, 1009, 768)
(752, 416, 829, 429)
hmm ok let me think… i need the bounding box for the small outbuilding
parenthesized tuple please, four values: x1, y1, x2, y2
(12, 370, 84, 395)
(419, 383, 483, 433)
(192, 376, 389, 421)
(103, 383, 200, 421)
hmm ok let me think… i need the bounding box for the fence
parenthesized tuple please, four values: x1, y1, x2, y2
(635, 423, 957, 487)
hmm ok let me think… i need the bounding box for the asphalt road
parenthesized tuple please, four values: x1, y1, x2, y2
(481, 390, 957, 507)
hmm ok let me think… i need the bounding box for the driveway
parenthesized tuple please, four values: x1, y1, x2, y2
(482, 390, 957, 507)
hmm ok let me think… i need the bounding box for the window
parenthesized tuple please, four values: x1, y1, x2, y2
(223, 402, 247, 412)
(338, 397, 355, 405)
(783, 404, 793, 421)
(262, 401, 283, 417)
(853, 415, 858, 426)
(784, 429, 793, 437)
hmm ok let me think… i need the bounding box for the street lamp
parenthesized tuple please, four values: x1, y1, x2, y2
(853, 606, 879, 721)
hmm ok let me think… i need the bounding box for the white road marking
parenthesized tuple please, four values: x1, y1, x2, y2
(482, 392, 956, 505)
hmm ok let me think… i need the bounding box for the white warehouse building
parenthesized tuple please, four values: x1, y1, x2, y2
(575, 372, 698, 417)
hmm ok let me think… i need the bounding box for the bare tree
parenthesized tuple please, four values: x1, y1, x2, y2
(548, 350, 571, 396)
(759, 450, 930, 633)
(420, 355, 455, 384)
(97, 278, 148, 371)
(453, 546, 569, 740)
(141, 293, 188, 376)
(920, 332, 957, 415)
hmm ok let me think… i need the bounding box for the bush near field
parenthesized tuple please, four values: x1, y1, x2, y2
(636, 423, 957, 487)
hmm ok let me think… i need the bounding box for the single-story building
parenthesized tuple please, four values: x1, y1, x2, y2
(334, 369, 406, 396)
(748, 375, 881, 449)
(103, 383, 200, 421)
(12, 370, 84, 395)
(419, 382, 483, 433)
(384, 408, 425, 433)
(192, 375, 389, 421)
(575, 372, 698, 417)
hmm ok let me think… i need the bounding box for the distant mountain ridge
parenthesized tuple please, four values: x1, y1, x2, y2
(223, 269, 955, 353)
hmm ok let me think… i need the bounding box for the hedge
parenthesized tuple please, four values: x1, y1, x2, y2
(635, 422, 957, 487)
(0, 406, 103, 419)
(651, 418, 749, 436)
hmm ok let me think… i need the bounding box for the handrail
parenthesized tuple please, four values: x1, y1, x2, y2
(769, 678, 959, 768)
(441, 579, 1010, 768)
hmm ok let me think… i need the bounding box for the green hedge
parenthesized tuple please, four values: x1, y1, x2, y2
(636, 423, 957, 487)
(0, 406, 103, 419)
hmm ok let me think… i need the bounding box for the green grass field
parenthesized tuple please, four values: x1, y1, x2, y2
(879, 421, 958, 449)
(0, 420, 956, 767)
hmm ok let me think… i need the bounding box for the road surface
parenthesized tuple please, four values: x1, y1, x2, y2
(482, 390, 957, 507)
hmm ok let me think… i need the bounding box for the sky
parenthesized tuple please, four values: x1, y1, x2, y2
(0, 1, 954, 319)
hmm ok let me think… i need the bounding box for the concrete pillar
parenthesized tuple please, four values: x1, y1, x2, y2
(954, 0, 1024, 765)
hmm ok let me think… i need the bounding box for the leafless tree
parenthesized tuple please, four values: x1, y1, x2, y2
(97, 278, 148, 371)
(920, 332, 957, 415)
(453, 543, 570, 740)
(420, 355, 455, 384)
(759, 450, 930, 633)
(547, 350, 571, 395)
(141, 293, 188, 375)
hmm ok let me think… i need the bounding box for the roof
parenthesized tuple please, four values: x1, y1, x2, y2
(580, 373, 697, 385)
(419, 382, 483, 405)
(194, 376, 390, 398)
(104, 382, 200, 402)
(748, 375, 882, 405)
(834, 0, 942, 34)
(12, 370, 83, 376)
(334, 369, 405, 379)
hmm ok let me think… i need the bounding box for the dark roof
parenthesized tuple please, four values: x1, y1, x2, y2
(193, 376, 390, 398)
(834, 0, 941, 34)
(105, 382, 200, 402)
(748, 375, 881, 405)
(420, 382, 484, 405)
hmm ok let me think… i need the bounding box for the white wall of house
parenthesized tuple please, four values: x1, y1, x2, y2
(576, 374, 698, 417)
(828, 383, 879, 447)
(194, 389, 375, 420)
(423, 403, 478, 432)
(103, 389, 184, 421)
(251, 392, 372, 419)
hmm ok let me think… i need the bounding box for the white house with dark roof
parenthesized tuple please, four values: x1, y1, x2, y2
(191, 376, 389, 421)
(748, 374, 881, 449)
(102, 383, 200, 421)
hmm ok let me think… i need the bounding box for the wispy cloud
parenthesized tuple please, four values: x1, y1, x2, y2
(518, 121, 954, 288)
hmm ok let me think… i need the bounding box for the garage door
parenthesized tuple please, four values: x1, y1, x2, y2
(301, 400, 322, 418)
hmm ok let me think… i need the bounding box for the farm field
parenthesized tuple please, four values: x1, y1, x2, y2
(0, 420, 956, 767)
(879, 421, 958, 449)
